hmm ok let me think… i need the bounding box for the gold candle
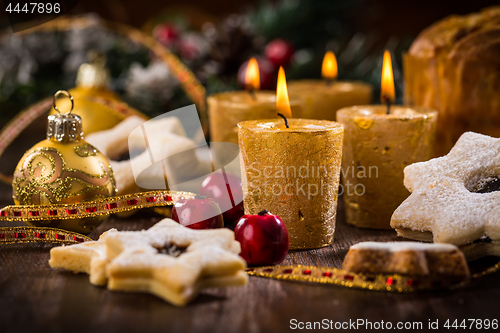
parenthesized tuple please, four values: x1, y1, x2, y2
(336, 51, 438, 229)
(288, 52, 373, 121)
(208, 58, 303, 157)
(238, 68, 344, 250)
(207, 90, 302, 147)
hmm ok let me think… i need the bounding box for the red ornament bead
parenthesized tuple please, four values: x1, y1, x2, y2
(66, 209, 78, 215)
(171, 198, 224, 230)
(29, 211, 39, 216)
(323, 271, 333, 277)
(35, 233, 46, 239)
(74, 236, 84, 242)
(386, 277, 395, 286)
(164, 195, 172, 202)
(106, 203, 118, 209)
(264, 39, 295, 67)
(344, 275, 354, 281)
(146, 197, 156, 203)
(15, 233, 25, 238)
(48, 210, 58, 216)
(263, 268, 274, 273)
(13, 211, 22, 217)
(127, 199, 138, 205)
(86, 206, 97, 213)
(55, 234, 65, 240)
(235, 210, 289, 266)
(408, 279, 419, 287)
(0, 210, 6, 216)
(302, 270, 312, 275)
(282, 269, 293, 274)
(0, 233, 4, 239)
(430, 280, 441, 287)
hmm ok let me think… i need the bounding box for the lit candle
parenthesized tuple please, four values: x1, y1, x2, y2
(336, 50, 438, 229)
(238, 67, 344, 250)
(287, 51, 373, 121)
(207, 58, 303, 152)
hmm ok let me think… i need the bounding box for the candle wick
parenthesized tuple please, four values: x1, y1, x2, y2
(382, 95, 391, 114)
(326, 78, 335, 86)
(277, 113, 289, 128)
(247, 87, 257, 101)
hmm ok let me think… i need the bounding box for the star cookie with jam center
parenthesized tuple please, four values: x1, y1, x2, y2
(390, 132, 500, 259)
(50, 219, 248, 306)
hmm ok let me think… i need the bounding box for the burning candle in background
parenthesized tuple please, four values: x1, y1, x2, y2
(380, 50, 395, 114)
(238, 67, 344, 250)
(207, 58, 303, 152)
(287, 51, 373, 121)
(337, 51, 438, 230)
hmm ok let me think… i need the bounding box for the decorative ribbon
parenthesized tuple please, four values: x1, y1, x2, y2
(0, 226, 92, 245)
(0, 190, 195, 222)
(247, 262, 500, 292)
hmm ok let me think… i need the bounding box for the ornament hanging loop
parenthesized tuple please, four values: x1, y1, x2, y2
(53, 90, 74, 114)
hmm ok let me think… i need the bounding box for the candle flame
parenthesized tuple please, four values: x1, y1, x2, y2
(380, 50, 395, 104)
(276, 66, 292, 119)
(321, 51, 338, 80)
(245, 57, 260, 90)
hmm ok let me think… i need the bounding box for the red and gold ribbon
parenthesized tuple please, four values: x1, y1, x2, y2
(0, 190, 195, 222)
(246, 265, 468, 293)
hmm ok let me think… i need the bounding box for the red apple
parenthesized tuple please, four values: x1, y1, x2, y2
(171, 198, 224, 229)
(234, 210, 289, 266)
(199, 172, 244, 229)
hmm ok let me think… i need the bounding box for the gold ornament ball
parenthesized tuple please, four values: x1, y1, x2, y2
(12, 139, 116, 234)
(13, 90, 117, 234)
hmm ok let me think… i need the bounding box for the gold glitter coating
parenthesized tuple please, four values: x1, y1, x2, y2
(238, 119, 344, 250)
(74, 143, 98, 157)
(12, 139, 116, 234)
(0, 226, 92, 244)
(0, 190, 195, 222)
(337, 106, 438, 229)
(246, 263, 498, 292)
(287, 80, 373, 121)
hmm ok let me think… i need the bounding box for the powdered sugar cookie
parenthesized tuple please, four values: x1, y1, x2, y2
(390, 132, 500, 259)
(49, 219, 247, 306)
(343, 242, 469, 281)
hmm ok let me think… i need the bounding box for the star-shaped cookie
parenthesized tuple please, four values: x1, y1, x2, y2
(49, 219, 248, 306)
(391, 132, 500, 258)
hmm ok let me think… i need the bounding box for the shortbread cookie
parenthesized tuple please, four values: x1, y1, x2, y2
(86, 115, 145, 160)
(49, 230, 114, 285)
(343, 242, 470, 280)
(87, 116, 209, 195)
(391, 132, 500, 256)
(49, 219, 248, 306)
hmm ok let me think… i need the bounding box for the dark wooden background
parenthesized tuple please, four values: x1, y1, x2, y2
(1, 181, 499, 333)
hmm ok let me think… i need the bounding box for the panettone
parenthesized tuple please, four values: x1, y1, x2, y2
(404, 6, 500, 156)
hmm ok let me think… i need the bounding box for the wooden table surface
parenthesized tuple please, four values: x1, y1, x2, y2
(0, 182, 499, 333)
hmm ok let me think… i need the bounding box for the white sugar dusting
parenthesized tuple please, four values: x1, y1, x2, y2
(391, 132, 500, 245)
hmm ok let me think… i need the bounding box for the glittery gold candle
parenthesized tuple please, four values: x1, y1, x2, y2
(238, 118, 344, 250)
(287, 52, 373, 121)
(337, 105, 437, 229)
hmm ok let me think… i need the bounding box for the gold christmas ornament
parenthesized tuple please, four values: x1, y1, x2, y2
(12, 90, 117, 234)
(48, 52, 148, 135)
